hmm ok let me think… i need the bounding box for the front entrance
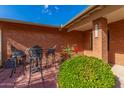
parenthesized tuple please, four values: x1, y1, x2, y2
(108, 20, 124, 66)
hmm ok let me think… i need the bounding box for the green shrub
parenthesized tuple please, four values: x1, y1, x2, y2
(57, 55, 115, 88)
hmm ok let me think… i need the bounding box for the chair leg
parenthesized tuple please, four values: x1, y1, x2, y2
(14, 67, 16, 73)
(52, 54, 55, 64)
(22, 62, 25, 75)
(39, 60, 45, 87)
(10, 67, 14, 78)
(10, 59, 16, 78)
(46, 56, 48, 68)
(28, 60, 32, 86)
(28, 66, 31, 86)
(22, 57, 26, 75)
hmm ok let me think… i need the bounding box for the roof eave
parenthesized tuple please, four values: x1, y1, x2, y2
(62, 5, 98, 29)
(0, 18, 60, 29)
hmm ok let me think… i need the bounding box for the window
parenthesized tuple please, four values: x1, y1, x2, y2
(90, 31, 93, 50)
(108, 29, 110, 51)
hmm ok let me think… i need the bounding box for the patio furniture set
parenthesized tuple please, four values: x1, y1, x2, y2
(3, 44, 79, 87)
(4, 45, 56, 86)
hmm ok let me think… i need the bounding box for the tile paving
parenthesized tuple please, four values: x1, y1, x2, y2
(0, 57, 60, 88)
(0, 55, 124, 88)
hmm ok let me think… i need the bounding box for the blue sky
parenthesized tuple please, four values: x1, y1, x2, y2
(0, 5, 88, 26)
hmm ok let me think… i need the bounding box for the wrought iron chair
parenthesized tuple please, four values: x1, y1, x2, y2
(45, 46, 56, 68)
(10, 46, 26, 78)
(28, 45, 44, 86)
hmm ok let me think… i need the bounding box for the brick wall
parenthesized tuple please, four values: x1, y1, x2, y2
(82, 18, 108, 63)
(82, 19, 124, 66)
(82, 30, 91, 50)
(82, 30, 96, 57)
(1, 19, 124, 66)
(108, 19, 124, 66)
(1, 22, 84, 63)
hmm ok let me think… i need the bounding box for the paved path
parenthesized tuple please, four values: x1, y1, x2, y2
(111, 65, 124, 88)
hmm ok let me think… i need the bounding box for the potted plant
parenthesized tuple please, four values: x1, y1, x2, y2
(60, 45, 72, 62)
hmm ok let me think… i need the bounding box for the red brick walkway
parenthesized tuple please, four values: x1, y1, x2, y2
(0, 57, 60, 88)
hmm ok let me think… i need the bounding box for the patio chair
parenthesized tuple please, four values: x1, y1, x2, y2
(45, 46, 56, 68)
(10, 46, 26, 78)
(28, 45, 44, 86)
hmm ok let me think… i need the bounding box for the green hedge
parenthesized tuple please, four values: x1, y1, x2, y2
(57, 55, 115, 88)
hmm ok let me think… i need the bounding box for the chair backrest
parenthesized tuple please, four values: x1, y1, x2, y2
(28, 45, 43, 58)
(28, 46, 43, 68)
(47, 48, 55, 54)
(46, 45, 56, 55)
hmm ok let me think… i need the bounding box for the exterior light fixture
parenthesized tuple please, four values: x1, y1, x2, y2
(61, 24, 63, 28)
(59, 24, 63, 31)
(94, 24, 99, 38)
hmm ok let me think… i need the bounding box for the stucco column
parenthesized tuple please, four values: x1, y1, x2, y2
(92, 17, 108, 63)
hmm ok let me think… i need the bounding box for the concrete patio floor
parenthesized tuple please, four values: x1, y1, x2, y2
(112, 65, 124, 88)
(0, 57, 60, 88)
(0, 56, 124, 88)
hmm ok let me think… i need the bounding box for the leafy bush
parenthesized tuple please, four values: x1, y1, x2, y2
(57, 55, 115, 88)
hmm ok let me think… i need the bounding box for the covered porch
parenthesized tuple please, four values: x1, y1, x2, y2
(63, 5, 124, 66)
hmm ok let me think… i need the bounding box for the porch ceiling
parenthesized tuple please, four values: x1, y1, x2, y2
(67, 5, 124, 32)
